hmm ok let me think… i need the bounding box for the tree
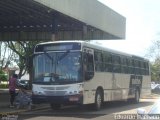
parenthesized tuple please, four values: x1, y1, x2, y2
(0, 70, 7, 82)
(150, 58, 160, 83)
(0, 42, 16, 70)
(146, 35, 160, 60)
(147, 37, 160, 83)
(6, 41, 42, 81)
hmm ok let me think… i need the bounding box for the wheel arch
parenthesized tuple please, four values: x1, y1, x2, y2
(96, 86, 104, 102)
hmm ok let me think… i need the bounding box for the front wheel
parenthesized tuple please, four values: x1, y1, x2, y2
(94, 90, 103, 111)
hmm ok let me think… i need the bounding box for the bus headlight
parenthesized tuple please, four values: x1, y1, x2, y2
(33, 90, 44, 95)
(65, 84, 83, 96)
(78, 90, 83, 95)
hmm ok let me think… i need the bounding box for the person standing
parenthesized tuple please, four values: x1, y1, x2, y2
(9, 74, 18, 107)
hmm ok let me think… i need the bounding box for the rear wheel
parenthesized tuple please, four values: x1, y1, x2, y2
(134, 90, 140, 103)
(127, 89, 140, 103)
(50, 104, 61, 110)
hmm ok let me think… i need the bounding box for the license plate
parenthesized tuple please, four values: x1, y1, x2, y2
(69, 96, 79, 101)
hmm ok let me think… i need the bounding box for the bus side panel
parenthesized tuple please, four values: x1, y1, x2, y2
(83, 72, 132, 104)
(83, 72, 106, 104)
(116, 74, 131, 100)
(140, 75, 151, 98)
(104, 72, 113, 101)
(83, 73, 151, 104)
(105, 73, 130, 101)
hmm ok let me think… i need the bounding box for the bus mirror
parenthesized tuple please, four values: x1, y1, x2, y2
(85, 71, 94, 80)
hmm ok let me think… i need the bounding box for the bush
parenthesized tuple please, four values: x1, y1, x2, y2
(0, 70, 8, 82)
(0, 75, 7, 81)
(0, 83, 8, 89)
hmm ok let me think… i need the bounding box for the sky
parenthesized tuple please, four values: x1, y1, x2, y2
(95, 0, 160, 58)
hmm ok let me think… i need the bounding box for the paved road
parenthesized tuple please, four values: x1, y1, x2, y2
(1, 91, 159, 120)
(16, 98, 158, 120)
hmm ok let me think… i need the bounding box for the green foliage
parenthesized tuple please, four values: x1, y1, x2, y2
(0, 75, 7, 81)
(0, 70, 7, 81)
(150, 58, 160, 82)
(6, 41, 48, 79)
(0, 70, 4, 74)
(0, 83, 8, 88)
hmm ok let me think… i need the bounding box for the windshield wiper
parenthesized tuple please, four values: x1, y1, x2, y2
(58, 50, 70, 61)
(43, 51, 53, 61)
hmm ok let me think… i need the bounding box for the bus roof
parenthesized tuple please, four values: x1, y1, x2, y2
(36, 41, 149, 62)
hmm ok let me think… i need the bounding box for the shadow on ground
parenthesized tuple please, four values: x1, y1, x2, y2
(17, 100, 155, 119)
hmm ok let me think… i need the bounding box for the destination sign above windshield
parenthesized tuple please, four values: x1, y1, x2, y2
(35, 42, 81, 52)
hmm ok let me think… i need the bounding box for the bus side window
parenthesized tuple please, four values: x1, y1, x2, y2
(83, 52, 94, 80)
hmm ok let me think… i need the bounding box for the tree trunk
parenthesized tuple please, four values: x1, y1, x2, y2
(28, 56, 33, 89)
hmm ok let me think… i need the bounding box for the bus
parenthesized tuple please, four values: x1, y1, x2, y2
(32, 41, 151, 110)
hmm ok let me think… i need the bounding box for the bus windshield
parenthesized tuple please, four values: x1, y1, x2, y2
(33, 51, 82, 84)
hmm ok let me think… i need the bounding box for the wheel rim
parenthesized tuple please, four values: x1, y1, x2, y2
(136, 91, 139, 102)
(97, 93, 102, 108)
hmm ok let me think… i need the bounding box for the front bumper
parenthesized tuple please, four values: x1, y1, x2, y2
(32, 94, 83, 105)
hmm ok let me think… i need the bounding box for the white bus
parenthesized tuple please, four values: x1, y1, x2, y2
(32, 41, 151, 110)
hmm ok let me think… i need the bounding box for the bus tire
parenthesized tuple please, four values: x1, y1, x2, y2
(94, 90, 103, 111)
(134, 89, 140, 103)
(50, 103, 61, 110)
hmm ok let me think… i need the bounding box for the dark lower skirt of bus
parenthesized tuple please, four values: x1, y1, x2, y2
(32, 94, 83, 105)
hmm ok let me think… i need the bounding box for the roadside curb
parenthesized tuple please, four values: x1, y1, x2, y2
(0, 109, 27, 115)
